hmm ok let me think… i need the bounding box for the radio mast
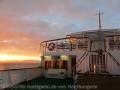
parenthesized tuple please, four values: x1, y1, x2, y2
(97, 11, 103, 31)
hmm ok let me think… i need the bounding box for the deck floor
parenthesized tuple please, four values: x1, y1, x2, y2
(5, 75, 120, 90)
(76, 75, 120, 90)
(6, 77, 74, 90)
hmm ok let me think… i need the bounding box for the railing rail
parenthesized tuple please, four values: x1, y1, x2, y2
(40, 37, 88, 54)
(106, 51, 120, 66)
(0, 66, 42, 71)
(0, 66, 43, 89)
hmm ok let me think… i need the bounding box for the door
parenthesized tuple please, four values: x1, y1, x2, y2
(71, 56, 76, 75)
(89, 54, 106, 74)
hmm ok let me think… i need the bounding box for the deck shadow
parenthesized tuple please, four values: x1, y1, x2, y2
(5, 77, 74, 90)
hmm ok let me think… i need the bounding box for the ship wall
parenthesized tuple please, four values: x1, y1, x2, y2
(0, 67, 43, 89)
(42, 50, 120, 75)
(75, 50, 120, 75)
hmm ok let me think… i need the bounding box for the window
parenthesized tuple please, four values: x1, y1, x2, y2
(108, 36, 120, 50)
(59, 61, 68, 70)
(45, 61, 52, 70)
(45, 60, 68, 70)
(53, 61, 59, 69)
(78, 38, 88, 49)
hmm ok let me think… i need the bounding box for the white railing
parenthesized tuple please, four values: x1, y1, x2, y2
(40, 38, 88, 55)
(0, 67, 43, 89)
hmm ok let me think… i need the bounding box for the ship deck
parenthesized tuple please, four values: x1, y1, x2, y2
(5, 75, 120, 90)
(5, 77, 74, 90)
(75, 75, 120, 90)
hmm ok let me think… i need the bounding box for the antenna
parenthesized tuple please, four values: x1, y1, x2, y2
(97, 11, 103, 31)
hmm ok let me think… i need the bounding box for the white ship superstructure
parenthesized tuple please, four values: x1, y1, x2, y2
(40, 12, 120, 78)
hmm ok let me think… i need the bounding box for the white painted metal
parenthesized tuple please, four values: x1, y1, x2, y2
(0, 67, 43, 89)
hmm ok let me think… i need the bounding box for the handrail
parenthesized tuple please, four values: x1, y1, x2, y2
(106, 51, 120, 66)
(41, 38, 67, 43)
(76, 53, 88, 67)
(76, 52, 87, 66)
(72, 52, 88, 71)
(0, 66, 42, 72)
(72, 52, 88, 76)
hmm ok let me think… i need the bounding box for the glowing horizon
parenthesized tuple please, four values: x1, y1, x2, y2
(0, 53, 41, 61)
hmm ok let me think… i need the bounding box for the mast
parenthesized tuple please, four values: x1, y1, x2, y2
(97, 11, 103, 31)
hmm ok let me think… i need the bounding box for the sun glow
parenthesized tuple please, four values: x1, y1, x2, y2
(0, 53, 41, 61)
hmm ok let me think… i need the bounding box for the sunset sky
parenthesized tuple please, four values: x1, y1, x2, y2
(0, 0, 120, 60)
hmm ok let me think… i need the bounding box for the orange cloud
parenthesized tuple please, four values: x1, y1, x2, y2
(0, 31, 42, 58)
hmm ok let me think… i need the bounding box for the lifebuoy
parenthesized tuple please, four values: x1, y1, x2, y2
(48, 43, 56, 51)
